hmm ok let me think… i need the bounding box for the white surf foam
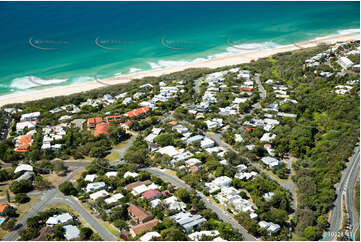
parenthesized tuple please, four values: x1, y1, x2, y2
(129, 68, 142, 73)
(10, 76, 68, 90)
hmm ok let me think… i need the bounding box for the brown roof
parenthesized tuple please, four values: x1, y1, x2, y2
(125, 180, 151, 190)
(128, 204, 153, 221)
(130, 219, 159, 235)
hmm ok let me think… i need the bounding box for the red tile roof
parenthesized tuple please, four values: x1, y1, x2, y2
(88, 118, 95, 124)
(0, 203, 8, 213)
(126, 107, 150, 118)
(168, 121, 178, 126)
(15, 134, 33, 153)
(95, 117, 103, 123)
(120, 121, 130, 129)
(240, 87, 253, 92)
(142, 189, 161, 200)
(94, 122, 110, 136)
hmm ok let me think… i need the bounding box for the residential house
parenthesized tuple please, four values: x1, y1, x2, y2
(89, 190, 109, 200)
(185, 158, 202, 167)
(46, 213, 73, 226)
(14, 164, 33, 174)
(94, 122, 110, 136)
(171, 212, 207, 233)
(260, 133, 276, 142)
(261, 157, 280, 169)
(142, 189, 162, 201)
(63, 225, 80, 240)
(140, 231, 161, 241)
(128, 204, 153, 224)
(104, 193, 124, 205)
(187, 135, 204, 145)
(126, 107, 150, 118)
(201, 137, 215, 149)
(84, 174, 98, 182)
(129, 219, 159, 237)
(85, 182, 105, 193)
(125, 180, 151, 190)
(338, 56, 354, 69)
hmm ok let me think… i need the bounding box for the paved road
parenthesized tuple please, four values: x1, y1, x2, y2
(2, 167, 117, 241)
(255, 74, 266, 99)
(111, 135, 137, 158)
(0, 115, 12, 141)
(324, 146, 360, 241)
(141, 167, 256, 241)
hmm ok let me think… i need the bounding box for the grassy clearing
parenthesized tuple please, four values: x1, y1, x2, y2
(105, 152, 121, 162)
(16, 196, 41, 220)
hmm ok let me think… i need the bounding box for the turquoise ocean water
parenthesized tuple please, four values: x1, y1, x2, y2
(0, 1, 359, 96)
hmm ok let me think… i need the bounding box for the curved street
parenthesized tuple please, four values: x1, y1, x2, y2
(324, 146, 360, 241)
(141, 167, 257, 241)
(2, 164, 117, 241)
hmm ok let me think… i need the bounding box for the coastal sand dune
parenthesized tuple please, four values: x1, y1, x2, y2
(0, 33, 359, 107)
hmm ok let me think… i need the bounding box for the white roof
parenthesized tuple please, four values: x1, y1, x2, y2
(145, 133, 158, 143)
(104, 193, 124, 204)
(14, 164, 33, 173)
(131, 184, 148, 196)
(150, 198, 161, 208)
(89, 190, 109, 200)
(84, 174, 98, 182)
(86, 182, 105, 192)
(124, 171, 139, 178)
(46, 213, 73, 225)
(158, 145, 179, 157)
(185, 158, 202, 167)
(260, 133, 276, 142)
(140, 232, 161, 241)
(105, 171, 118, 178)
(64, 225, 80, 240)
(201, 137, 215, 148)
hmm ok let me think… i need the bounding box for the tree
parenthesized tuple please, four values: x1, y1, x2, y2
(175, 188, 190, 203)
(59, 181, 78, 196)
(54, 160, 67, 174)
(15, 193, 30, 204)
(1, 218, 16, 231)
(80, 227, 93, 240)
(0, 169, 9, 182)
(154, 133, 175, 147)
(316, 215, 329, 230)
(303, 226, 322, 241)
(3, 206, 17, 217)
(6, 190, 10, 203)
(34, 176, 52, 190)
(10, 180, 33, 194)
(109, 127, 129, 144)
(90, 233, 103, 241)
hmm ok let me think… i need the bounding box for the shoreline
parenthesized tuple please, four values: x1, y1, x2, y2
(0, 32, 359, 107)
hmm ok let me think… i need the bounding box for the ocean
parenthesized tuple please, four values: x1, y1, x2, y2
(0, 1, 359, 96)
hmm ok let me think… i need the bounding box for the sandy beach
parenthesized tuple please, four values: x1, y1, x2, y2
(0, 32, 359, 107)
